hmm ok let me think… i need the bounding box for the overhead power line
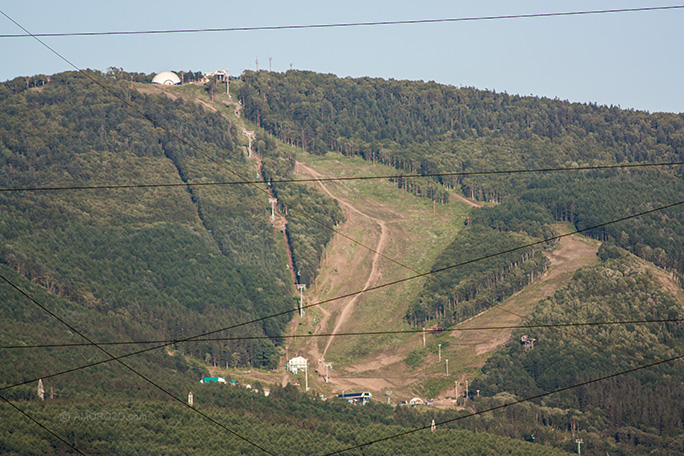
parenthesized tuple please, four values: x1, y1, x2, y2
(0, 274, 277, 456)
(1, 6, 682, 38)
(323, 351, 684, 455)
(2, 197, 683, 395)
(1, 160, 682, 193)
(4, 7, 683, 374)
(4, 6, 682, 375)
(2, 318, 683, 350)
(4, 4, 684, 396)
(4, 8, 684, 451)
(0, 395, 90, 456)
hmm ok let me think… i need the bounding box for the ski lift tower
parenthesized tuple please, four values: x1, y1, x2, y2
(269, 198, 278, 221)
(321, 361, 333, 383)
(296, 284, 306, 317)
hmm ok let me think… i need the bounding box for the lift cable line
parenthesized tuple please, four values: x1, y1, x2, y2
(3, 7, 653, 389)
(322, 351, 684, 455)
(1, 5, 683, 38)
(2, 197, 683, 395)
(1, 160, 682, 193)
(3, 317, 683, 350)
(0, 395, 90, 456)
(0, 275, 278, 456)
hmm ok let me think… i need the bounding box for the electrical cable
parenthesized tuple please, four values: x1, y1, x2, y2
(3, 8, 683, 335)
(321, 351, 684, 455)
(3, 55, 682, 372)
(5, 7, 684, 451)
(2, 196, 683, 395)
(0, 274, 278, 455)
(2, 317, 682, 350)
(0, 8, 423, 295)
(5, 22, 680, 386)
(4, 5, 684, 385)
(4, 8, 683, 368)
(0, 394, 90, 456)
(1, 160, 682, 193)
(2, 6, 683, 454)
(1, 5, 682, 38)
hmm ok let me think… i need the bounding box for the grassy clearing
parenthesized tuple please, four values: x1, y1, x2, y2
(294, 152, 471, 364)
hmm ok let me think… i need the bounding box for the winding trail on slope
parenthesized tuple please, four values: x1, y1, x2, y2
(329, 233, 600, 400)
(448, 189, 482, 208)
(296, 162, 390, 359)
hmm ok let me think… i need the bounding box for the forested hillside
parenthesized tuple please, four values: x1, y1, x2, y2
(234, 70, 684, 453)
(472, 251, 684, 454)
(238, 70, 684, 327)
(1, 382, 573, 456)
(238, 70, 684, 164)
(0, 71, 297, 372)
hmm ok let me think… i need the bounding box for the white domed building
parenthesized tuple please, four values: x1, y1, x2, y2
(151, 71, 181, 85)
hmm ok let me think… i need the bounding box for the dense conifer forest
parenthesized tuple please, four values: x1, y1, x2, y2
(472, 252, 684, 454)
(1, 385, 573, 456)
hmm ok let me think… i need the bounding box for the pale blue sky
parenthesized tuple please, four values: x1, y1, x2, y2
(1, 1, 682, 113)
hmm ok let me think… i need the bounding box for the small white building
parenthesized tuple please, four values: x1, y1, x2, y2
(287, 356, 308, 375)
(205, 69, 230, 81)
(200, 376, 226, 384)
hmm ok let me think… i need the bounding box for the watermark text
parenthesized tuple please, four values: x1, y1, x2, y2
(60, 411, 147, 422)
